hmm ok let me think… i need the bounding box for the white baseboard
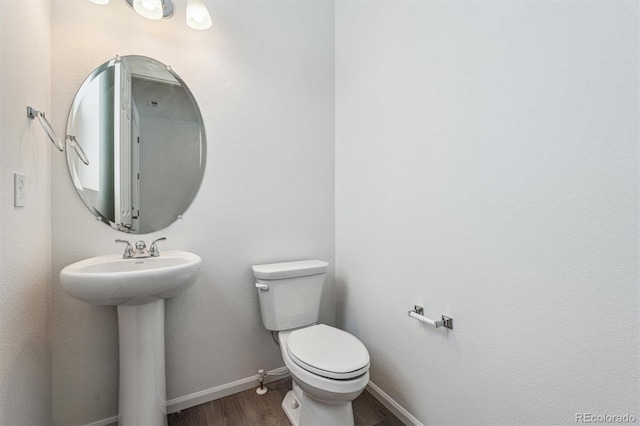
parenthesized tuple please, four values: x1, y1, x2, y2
(84, 366, 289, 426)
(366, 380, 424, 426)
(167, 366, 289, 413)
(84, 415, 118, 426)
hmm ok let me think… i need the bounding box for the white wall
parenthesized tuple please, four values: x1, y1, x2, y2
(0, 0, 53, 424)
(51, 0, 334, 424)
(335, 1, 638, 425)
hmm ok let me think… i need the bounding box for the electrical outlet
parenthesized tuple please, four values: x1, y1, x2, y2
(14, 173, 25, 207)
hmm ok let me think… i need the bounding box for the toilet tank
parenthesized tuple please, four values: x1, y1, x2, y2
(252, 260, 328, 331)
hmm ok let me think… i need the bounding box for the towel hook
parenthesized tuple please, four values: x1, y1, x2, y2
(27, 106, 63, 152)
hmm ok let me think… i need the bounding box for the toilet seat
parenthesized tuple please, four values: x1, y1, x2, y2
(286, 324, 370, 380)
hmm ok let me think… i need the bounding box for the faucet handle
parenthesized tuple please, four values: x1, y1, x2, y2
(150, 237, 166, 257)
(115, 239, 133, 258)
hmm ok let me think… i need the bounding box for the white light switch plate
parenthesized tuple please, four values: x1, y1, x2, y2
(14, 173, 25, 207)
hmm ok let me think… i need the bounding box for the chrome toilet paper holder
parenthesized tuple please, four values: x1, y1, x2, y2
(408, 305, 453, 330)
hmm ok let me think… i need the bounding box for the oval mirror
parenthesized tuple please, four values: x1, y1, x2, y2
(66, 55, 206, 234)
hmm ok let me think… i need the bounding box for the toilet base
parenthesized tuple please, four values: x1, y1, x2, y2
(282, 390, 302, 426)
(281, 386, 355, 426)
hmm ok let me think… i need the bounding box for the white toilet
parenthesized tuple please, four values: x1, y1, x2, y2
(252, 260, 370, 426)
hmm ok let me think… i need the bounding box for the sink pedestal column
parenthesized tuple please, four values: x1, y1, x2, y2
(118, 299, 167, 426)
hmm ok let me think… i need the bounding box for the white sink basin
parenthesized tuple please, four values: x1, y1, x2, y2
(60, 249, 202, 424)
(60, 250, 202, 306)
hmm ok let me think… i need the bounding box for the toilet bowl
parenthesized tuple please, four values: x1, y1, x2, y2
(252, 260, 370, 426)
(279, 325, 370, 426)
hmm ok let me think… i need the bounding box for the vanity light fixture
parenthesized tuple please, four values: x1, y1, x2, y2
(125, 0, 174, 19)
(89, 0, 211, 29)
(186, 0, 212, 30)
(132, 0, 164, 20)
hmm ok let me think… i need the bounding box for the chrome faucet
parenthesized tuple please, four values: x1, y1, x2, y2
(115, 239, 134, 258)
(149, 237, 166, 256)
(116, 237, 166, 258)
(133, 240, 148, 257)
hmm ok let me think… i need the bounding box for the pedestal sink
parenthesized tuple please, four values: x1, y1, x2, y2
(60, 250, 202, 426)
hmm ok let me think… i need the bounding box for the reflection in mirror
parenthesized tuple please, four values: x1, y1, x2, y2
(66, 56, 206, 234)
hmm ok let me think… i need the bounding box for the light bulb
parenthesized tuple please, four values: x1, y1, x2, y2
(186, 0, 212, 30)
(142, 0, 157, 10)
(133, 0, 163, 20)
(89, 0, 110, 4)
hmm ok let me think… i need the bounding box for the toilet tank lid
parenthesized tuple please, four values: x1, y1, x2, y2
(252, 260, 328, 280)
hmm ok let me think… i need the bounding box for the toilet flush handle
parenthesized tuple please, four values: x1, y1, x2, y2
(255, 283, 269, 291)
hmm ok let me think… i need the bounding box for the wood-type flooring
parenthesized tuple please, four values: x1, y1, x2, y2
(168, 377, 404, 426)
